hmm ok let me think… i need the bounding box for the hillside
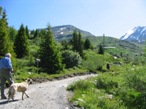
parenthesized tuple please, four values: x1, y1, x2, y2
(86, 36, 143, 56)
(35, 25, 143, 56)
(37, 25, 95, 41)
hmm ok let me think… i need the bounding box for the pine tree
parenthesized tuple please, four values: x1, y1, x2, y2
(72, 30, 79, 51)
(0, 7, 14, 57)
(84, 38, 91, 49)
(78, 32, 84, 57)
(34, 29, 39, 38)
(25, 26, 29, 39)
(14, 24, 29, 58)
(98, 44, 104, 54)
(71, 31, 84, 57)
(38, 26, 63, 74)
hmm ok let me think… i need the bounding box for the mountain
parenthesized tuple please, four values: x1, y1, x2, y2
(38, 25, 95, 41)
(120, 26, 146, 43)
(35, 25, 143, 56)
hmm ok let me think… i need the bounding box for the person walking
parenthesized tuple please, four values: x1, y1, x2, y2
(106, 63, 110, 71)
(0, 53, 13, 99)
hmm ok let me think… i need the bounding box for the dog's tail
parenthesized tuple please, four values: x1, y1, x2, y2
(8, 85, 16, 101)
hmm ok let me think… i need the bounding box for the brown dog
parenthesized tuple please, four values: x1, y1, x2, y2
(8, 78, 33, 101)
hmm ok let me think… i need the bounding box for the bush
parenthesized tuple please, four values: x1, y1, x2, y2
(62, 50, 82, 68)
(95, 74, 118, 94)
(118, 68, 146, 108)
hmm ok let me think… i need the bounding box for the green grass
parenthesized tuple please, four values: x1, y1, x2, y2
(67, 62, 146, 109)
(14, 65, 88, 82)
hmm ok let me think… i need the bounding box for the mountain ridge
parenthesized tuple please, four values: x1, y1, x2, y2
(120, 26, 146, 43)
(37, 25, 95, 41)
(33, 24, 143, 56)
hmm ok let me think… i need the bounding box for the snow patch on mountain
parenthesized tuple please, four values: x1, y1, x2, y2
(60, 32, 64, 34)
(122, 29, 135, 40)
(120, 26, 146, 43)
(60, 27, 66, 31)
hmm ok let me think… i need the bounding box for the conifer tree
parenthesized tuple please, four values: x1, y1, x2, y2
(38, 26, 63, 74)
(34, 29, 39, 38)
(71, 31, 84, 57)
(98, 44, 104, 54)
(78, 32, 84, 57)
(72, 30, 79, 51)
(0, 7, 14, 57)
(84, 38, 91, 49)
(14, 24, 29, 58)
(25, 26, 29, 39)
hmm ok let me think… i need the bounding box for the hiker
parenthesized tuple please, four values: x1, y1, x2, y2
(106, 63, 110, 71)
(0, 53, 13, 99)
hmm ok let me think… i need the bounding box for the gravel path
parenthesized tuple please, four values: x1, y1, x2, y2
(0, 74, 97, 109)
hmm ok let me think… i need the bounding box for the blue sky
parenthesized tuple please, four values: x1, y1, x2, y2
(0, 0, 146, 38)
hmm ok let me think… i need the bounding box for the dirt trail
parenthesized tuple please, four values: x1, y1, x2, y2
(0, 74, 97, 109)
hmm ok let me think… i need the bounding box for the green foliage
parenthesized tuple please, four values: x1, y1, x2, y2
(33, 29, 39, 38)
(29, 43, 40, 57)
(84, 38, 92, 49)
(78, 32, 84, 57)
(39, 29, 47, 38)
(123, 70, 146, 92)
(67, 79, 95, 91)
(0, 7, 15, 57)
(95, 73, 119, 94)
(13, 57, 37, 82)
(67, 76, 124, 109)
(25, 26, 29, 38)
(38, 26, 63, 74)
(71, 31, 84, 57)
(68, 63, 146, 108)
(61, 39, 72, 50)
(96, 98, 125, 109)
(118, 69, 146, 108)
(62, 50, 82, 68)
(14, 24, 29, 58)
(81, 50, 103, 72)
(9, 26, 17, 42)
(98, 44, 104, 54)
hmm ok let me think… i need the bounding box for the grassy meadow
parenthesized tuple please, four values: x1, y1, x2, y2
(67, 51, 146, 109)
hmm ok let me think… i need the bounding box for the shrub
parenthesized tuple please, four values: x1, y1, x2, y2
(118, 68, 146, 108)
(95, 74, 118, 93)
(62, 50, 82, 68)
